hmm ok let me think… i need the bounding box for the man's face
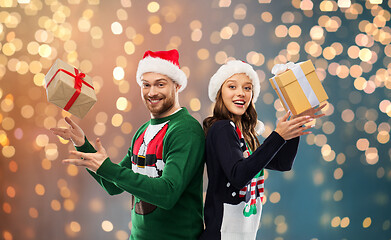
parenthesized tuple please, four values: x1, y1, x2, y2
(141, 72, 178, 118)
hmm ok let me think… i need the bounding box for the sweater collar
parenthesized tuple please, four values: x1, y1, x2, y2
(150, 107, 187, 125)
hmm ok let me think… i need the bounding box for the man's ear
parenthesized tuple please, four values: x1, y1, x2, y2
(175, 83, 181, 91)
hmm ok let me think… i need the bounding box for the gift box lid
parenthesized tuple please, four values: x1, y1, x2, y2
(45, 59, 91, 89)
(273, 60, 316, 88)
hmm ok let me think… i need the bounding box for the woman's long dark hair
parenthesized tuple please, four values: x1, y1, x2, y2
(203, 88, 260, 152)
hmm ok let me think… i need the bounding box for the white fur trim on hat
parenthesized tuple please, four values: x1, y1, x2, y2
(208, 60, 260, 102)
(136, 56, 188, 92)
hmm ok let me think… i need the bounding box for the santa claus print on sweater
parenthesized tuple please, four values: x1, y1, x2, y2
(130, 121, 169, 215)
(132, 121, 169, 177)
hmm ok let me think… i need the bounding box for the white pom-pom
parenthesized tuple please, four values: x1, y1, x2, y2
(255, 120, 265, 136)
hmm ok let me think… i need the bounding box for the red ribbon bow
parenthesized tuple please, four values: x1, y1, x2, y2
(46, 67, 94, 111)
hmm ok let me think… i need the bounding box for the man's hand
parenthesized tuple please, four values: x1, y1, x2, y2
(63, 138, 108, 172)
(50, 117, 85, 147)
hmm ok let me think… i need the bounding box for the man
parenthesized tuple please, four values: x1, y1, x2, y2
(51, 49, 205, 239)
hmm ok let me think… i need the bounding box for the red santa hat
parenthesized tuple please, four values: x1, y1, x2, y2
(136, 49, 187, 92)
(208, 60, 260, 103)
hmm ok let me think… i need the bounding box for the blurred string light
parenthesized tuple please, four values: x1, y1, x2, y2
(0, 0, 390, 239)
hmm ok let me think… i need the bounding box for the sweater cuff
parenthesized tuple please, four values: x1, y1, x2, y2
(96, 157, 119, 182)
(270, 130, 286, 145)
(75, 137, 96, 153)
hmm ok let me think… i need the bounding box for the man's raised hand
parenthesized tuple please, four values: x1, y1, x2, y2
(50, 117, 85, 147)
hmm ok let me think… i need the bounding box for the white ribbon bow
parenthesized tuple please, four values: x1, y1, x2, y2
(271, 62, 296, 75)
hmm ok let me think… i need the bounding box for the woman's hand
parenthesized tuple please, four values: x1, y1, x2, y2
(50, 117, 85, 147)
(275, 111, 314, 140)
(292, 103, 327, 120)
(63, 138, 108, 172)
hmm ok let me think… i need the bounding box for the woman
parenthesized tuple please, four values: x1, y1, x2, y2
(200, 60, 325, 239)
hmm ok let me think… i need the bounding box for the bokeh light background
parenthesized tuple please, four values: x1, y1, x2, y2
(1, 0, 391, 239)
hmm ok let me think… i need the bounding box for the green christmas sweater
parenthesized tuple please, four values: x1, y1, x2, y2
(76, 108, 205, 239)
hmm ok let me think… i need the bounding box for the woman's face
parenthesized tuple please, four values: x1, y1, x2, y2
(221, 73, 253, 117)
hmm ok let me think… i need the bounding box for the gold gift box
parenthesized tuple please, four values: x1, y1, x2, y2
(45, 59, 97, 119)
(269, 60, 328, 115)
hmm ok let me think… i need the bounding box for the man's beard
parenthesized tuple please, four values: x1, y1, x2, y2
(144, 90, 175, 118)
